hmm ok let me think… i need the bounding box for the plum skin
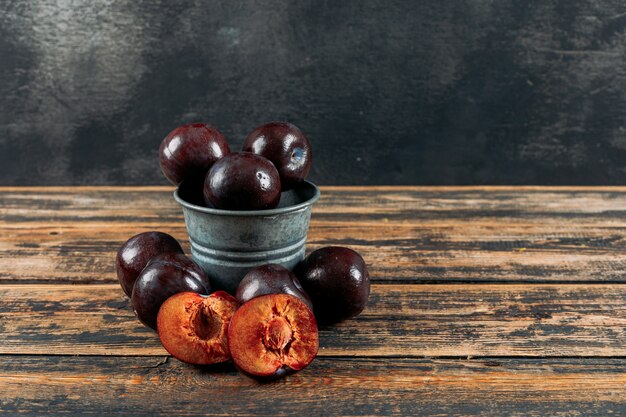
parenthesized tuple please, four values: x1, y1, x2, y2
(131, 255, 211, 330)
(116, 232, 183, 297)
(295, 246, 370, 325)
(159, 123, 230, 186)
(242, 121, 312, 190)
(146, 252, 206, 280)
(235, 264, 313, 310)
(203, 152, 281, 210)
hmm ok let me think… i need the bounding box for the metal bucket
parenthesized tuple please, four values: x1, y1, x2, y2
(173, 180, 320, 294)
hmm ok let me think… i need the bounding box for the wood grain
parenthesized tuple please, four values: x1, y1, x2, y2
(3, 187, 626, 284)
(1, 356, 625, 416)
(4, 187, 626, 416)
(2, 283, 626, 357)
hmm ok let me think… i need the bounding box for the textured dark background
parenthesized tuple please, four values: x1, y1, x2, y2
(2, 0, 626, 185)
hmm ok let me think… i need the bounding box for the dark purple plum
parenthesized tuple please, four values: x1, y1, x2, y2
(203, 152, 281, 210)
(116, 232, 183, 297)
(146, 252, 206, 280)
(159, 123, 230, 185)
(131, 254, 211, 330)
(242, 122, 312, 190)
(295, 246, 370, 325)
(235, 264, 313, 310)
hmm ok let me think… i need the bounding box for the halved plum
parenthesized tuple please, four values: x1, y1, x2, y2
(157, 291, 238, 365)
(228, 294, 318, 380)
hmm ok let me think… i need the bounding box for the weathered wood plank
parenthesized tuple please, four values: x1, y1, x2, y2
(1, 356, 625, 416)
(2, 284, 626, 357)
(5, 221, 626, 284)
(3, 187, 626, 284)
(5, 186, 626, 222)
(1, 187, 625, 416)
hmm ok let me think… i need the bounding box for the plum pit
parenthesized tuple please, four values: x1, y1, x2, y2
(264, 316, 293, 352)
(189, 303, 221, 341)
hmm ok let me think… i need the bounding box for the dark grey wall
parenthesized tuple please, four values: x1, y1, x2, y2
(2, 0, 626, 185)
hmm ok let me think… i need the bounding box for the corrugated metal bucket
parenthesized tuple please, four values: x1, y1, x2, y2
(173, 180, 320, 294)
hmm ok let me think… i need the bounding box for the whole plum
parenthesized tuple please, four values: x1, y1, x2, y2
(203, 152, 281, 210)
(131, 253, 211, 330)
(242, 122, 312, 190)
(116, 232, 183, 297)
(236, 264, 313, 310)
(159, 123, 230, 185)
(295, 246, 370, 325)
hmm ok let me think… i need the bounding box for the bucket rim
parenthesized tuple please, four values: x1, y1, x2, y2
(173, 180, 321, 217)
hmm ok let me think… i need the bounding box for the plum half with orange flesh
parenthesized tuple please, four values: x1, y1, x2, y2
(228, 293, 318, 379)
(157, 291, 238, 365)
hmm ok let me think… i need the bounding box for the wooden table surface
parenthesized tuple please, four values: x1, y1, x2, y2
(2, 186, 626, 416)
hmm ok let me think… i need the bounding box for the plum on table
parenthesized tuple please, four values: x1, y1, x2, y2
(116, 232, 183, 298)
(295, 246, 370, 325)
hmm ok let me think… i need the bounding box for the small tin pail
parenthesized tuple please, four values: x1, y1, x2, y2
(174, 180, 320, 294)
